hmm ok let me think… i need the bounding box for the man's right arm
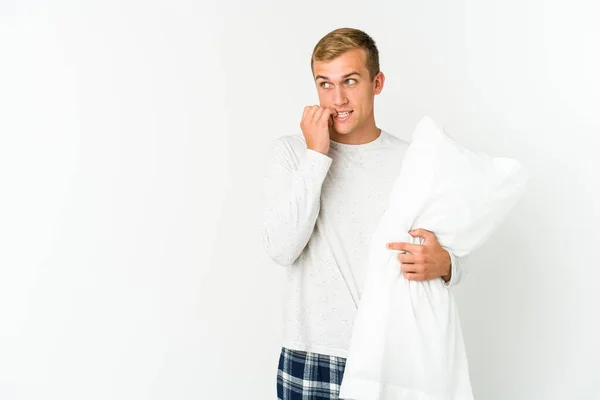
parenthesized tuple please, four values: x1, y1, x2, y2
(261, 139, 332, 266)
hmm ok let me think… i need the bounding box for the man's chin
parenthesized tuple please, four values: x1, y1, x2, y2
(332, 125, 353, 135)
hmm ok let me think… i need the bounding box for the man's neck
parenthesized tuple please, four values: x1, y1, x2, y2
(329, 121, 381, 145)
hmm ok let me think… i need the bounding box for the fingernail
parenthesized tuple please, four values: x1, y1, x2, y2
(386, 243, 390, 249)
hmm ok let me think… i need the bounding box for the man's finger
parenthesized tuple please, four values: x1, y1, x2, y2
(405, 272, 426, 281)
(397, 253, 416, 264)
(304, 105, 318, 120)
(313, 107, 324, 121)
(302, 106, 310, 120)
(401, 263, 420, 274)
(326, 107, 338, 118)
(320, 108, 336, 124)
(386, 242, 421, 253)
(409, 228, 437, 243)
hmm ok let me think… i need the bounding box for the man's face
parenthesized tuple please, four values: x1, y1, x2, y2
(312, 48, 384, 136)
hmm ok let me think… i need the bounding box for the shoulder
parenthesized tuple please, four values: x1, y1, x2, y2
(265, 133, 307, 167)
(268, 133, 306, 151)
(379, 130, 410, 151)
(267, 133, 307, 156)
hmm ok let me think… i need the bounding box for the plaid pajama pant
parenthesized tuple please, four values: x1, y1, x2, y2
(277, 347, 347, 400)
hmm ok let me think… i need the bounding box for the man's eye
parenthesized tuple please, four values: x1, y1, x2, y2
(346, 79, 356, 85)
(321, 82, 331, 88)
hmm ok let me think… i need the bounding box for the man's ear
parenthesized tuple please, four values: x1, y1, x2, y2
(373, 71, 385, 94)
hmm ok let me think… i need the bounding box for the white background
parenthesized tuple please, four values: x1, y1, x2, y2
(1, 1, 599, 399)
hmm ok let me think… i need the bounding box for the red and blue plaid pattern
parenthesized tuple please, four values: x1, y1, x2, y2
(277, 347, 347, 399)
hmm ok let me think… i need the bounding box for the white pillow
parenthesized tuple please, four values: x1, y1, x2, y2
(339, 116, 528, 400)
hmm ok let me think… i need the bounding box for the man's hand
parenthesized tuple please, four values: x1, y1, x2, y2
(300, 105, 337, 155)
(386, 228, 451, 282)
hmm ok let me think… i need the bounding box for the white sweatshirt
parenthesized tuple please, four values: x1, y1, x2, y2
(261, 130, 463, 358)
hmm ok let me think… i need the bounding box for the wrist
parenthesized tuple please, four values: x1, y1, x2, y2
(442, 253, 452, 282)
(307, 145, 329, 155)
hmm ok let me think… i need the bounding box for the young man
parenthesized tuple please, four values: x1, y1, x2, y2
(262, 28, 464, 400)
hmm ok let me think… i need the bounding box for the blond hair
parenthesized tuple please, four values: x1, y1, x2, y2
(311, 28, 380, 81)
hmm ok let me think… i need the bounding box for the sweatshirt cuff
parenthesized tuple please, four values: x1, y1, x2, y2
(301, 148, 333, 179)
(442, 249, 461, 288)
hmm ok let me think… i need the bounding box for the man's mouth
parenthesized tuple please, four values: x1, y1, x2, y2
(335, 110, 353, 120)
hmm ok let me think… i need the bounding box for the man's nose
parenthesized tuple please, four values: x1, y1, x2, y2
(332, 86, 348, 107)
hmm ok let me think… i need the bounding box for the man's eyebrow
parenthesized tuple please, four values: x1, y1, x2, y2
(314, 71, 361, 81)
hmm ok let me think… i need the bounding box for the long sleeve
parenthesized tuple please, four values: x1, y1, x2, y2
(442, 250, 466, 287)
(261, 138, 333, 266)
